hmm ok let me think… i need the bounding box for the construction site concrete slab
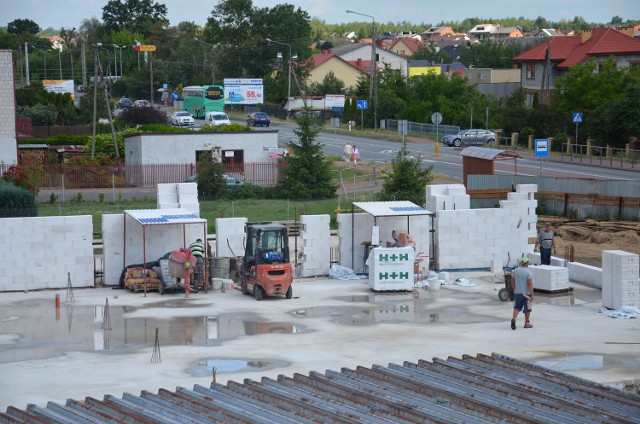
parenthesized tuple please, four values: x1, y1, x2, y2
(1, 272, 639, 410)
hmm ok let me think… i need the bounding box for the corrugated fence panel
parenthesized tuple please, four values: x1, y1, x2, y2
(467, 175, 640, 221)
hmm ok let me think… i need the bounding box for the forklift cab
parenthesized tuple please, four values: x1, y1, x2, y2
(245, 223, 290, 274)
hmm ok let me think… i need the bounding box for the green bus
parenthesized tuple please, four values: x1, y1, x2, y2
(182, 85, 225, 118)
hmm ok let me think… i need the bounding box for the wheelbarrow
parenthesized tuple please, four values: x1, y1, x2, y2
(498, 265, 517, 301)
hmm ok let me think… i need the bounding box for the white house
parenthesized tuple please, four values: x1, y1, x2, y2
(330, 43, 409, 76)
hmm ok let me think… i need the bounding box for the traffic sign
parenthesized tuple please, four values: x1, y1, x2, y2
(572, 112, 583, 123)
(431, 112, 443, 125)
(535, 139, 549, 157)
(356, 100, 368, 110)
(134, 44, 156, 52)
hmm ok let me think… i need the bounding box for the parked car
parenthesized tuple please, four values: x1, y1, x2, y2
(133, 99, 151, 107)
(247, 112, 270, 127)
(169, 111, 195, 126)
(205, 112, 231, 126)
(115, 97, 133, 109)
(441, 129, 496, 147)
(185, 173, 256, 187)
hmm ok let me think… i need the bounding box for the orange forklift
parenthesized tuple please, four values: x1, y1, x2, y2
(240, 222, 293, 300)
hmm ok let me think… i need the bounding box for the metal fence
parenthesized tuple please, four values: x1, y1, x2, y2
(1, 162, 279, 189)
(385, 119, 461, 139)
(559, 143, 640, 169)
(467, 175, 640, 221)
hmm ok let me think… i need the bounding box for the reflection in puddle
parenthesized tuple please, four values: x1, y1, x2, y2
(293, 303, 502, 325)
(533, 353, 640, 371)
(0, 300, 306, 363)
(186, 358, 289, 377)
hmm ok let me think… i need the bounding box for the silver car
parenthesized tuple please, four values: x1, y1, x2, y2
(169, 111, 195, 126)
(442, 129, 496, 147)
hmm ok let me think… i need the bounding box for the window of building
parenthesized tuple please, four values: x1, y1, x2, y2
(526, 63, 536, 80)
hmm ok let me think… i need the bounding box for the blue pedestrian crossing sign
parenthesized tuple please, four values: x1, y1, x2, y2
(535, 139, 549, 157)
(572, 112, 583, 123)
(357, 100, 368, 110)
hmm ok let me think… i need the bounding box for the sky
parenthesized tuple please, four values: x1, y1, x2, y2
(1, 0, 637, 30)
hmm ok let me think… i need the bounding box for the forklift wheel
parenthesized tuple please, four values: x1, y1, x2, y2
(254, 285, 263, 301)
(498, 288, 511, 302)
(285, 286, 292, 299)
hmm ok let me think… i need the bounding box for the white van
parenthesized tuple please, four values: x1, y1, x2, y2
(204, 112, 231, 126)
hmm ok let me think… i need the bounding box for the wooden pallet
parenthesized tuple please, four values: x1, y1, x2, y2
(126, 279, 161, 293)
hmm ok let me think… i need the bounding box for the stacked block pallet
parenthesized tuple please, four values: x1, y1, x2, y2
(602, 250, 640, 310)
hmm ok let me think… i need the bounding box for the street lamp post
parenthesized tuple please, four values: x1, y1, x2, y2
(265, 38, 294, 114)
(113, 45, 118, 78)
(24, 42, 30, 85)
(194, 38, 216, 84)
(115, 45, 123, 77)
(346, 9, 377, 129)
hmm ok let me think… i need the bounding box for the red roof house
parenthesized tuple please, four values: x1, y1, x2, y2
(514, 28, 640, 104)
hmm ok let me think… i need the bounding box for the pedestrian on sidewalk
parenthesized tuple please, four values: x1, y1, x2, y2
(343, 142, 353, 164)
(511, 257, 534, 330)
(352, 145, 359, 167)
(535, 222, 556, 265)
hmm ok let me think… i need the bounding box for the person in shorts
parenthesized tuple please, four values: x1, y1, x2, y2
(511, 257, 534, 330)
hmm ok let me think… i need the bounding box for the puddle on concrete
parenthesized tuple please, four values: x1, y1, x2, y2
(533, 353, 640, 372)
(186, 358, 290, 377)
(0, 300, 306, 363)
(293, 303, 502, 326)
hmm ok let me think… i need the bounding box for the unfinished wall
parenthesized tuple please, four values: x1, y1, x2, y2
(0, 216, 93, 291)
(102, 214, 204, 285)
(215, 218, 247, 258)
(337, 213, 430, 272)
(431, 184, 537, 270)
(300, 214, 331, 277)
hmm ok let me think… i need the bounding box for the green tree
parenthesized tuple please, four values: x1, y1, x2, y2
(501, 89, 529, 135)
(310, 71, 345, 95)
(117, 106, 167, 125)
(7, 19, 40, 35)
(589, 81, 640, 146)
(376, 142, 433, 206)
(196, 149, 227, 200)
(276, 108, 337, 199)
(102, 0, 168, 36)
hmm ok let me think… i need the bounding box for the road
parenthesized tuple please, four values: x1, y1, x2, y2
(268, 123, 640, 181)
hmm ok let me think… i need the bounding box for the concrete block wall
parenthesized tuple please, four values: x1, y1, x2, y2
(102, 214, 204, 285)
(433, 184, 537, 270)
(0, 50, 17, 165)
(529, 265, 569, 291)
(300, 214, 331, 277)
(602, 250, 639, 309)
(157, 183, 200, 216)
(215, 218, 247, 258)
(337, 213, 431, 272)
(426, 184, 470, 211)
(0, 216, 94, 291)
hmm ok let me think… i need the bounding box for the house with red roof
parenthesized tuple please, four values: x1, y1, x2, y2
(514, 27, 640, 105)
(389, 38, 423, 57)
(307, 54, 373, 89)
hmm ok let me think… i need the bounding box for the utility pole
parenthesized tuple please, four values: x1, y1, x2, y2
(25, 42, 30, 85)
(346, 10, 377, 128)
(81, 42, 87, 87)
(58, 49, 62, 79)
(149, 52, 153, 104)
(91, 43, 100, 159)
(113, 45, 118, 78)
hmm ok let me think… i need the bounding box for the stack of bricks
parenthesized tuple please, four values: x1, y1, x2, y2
(0, 50, 17, 164)
(602, 250, 640, 310)
(529, 265, 569, 292)
(157, 183, 200, 216)
(426, 184, 470, 211)
(300, 214, 331, 277)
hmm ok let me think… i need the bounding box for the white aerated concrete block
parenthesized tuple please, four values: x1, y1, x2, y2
(176, 183, 198, 195)
(179, 202, 200, 217)
(567, 262, 603, 289)
(516, 184, 538, 194)
(300, 214, 331, 277)
(602, 250, 640, 309)
(216, 218, 247, 258)
(530, 265, 569, 291)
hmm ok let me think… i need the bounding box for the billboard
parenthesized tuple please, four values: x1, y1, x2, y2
(224, 78, 264, 105)
(43, 80, 74, 99)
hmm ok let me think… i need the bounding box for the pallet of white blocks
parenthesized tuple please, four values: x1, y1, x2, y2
(177, 183, 200, 216)
(216, 218, 247, 258)
(529, 265, 570, 293)
(157, 183, 179, 209)
(602, 250, 640, 310)
(300, 214, 331, 277)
